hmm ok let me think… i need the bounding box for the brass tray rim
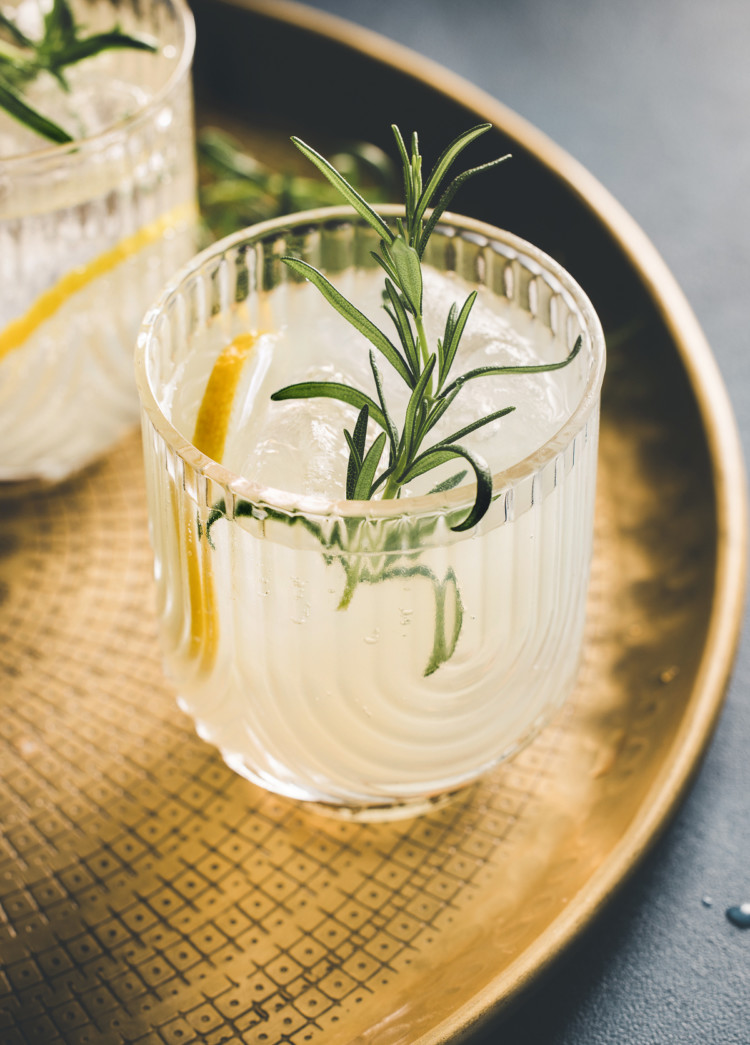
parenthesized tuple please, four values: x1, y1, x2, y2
(218, 1, 749, 1037)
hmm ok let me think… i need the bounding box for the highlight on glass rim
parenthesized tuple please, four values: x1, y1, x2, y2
(136, 120, 606, 819)
(0, 0, 197, 481)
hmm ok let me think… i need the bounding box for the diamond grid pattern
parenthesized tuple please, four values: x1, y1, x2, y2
(0, 356, 711, 1045)
(0, 434, 575, 1044)
(0, 754, 559, 1045)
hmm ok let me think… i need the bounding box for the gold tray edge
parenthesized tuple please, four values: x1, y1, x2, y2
(205, 2, 750, 1036)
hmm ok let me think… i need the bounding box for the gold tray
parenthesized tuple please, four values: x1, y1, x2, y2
(0, 1, 746, 1042)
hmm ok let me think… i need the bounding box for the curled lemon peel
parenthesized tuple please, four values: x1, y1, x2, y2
(192, 332, 259, 462)
(179, 331, 261, 670)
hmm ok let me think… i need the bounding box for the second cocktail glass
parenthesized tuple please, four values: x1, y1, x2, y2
(0, 0, 197, 482)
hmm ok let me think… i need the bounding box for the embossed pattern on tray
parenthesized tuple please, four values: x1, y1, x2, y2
(0, 1, 740, 1039)
(0, 319, 716, 1043)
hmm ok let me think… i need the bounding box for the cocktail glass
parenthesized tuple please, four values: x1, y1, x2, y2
(0, 0, 197, 482)
(136, 206, 606, 820)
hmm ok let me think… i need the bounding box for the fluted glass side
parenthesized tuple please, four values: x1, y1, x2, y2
(136, 209, 605, 818)
(0, 0, 197, 482)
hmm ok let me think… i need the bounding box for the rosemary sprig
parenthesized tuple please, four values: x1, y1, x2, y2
(0, 0, 156, 145)
(203, 497, 464, 676)
(271, 123, 581, 532)
(201, 124, 581, 675)
(198, 127, 396, 242)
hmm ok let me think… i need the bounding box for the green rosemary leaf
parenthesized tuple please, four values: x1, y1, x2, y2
(270, 380, 387, 432)
(383, 278, 419, 375)
(437, 304, 454, 377)
(44, 0, 76, 49)
(428, 470, 468, 494)
(0, 49, 35, 86)
(368, 351, 399, 461)
(205, 499, 227, 545)
(418, 154, 511, 257)
(50, 29, 157, 67)
(281, 256, 414, 386)
(423, 569, 463, 676)
(0, 76, 72, 142)
(343, 429, 363, 466)
(330, 140, 395, 187)
(400, 354, 436, 463)
(438, 404, 516, 445)
(273, 133, 579, 522)
(351, 403, 369, 457)
(443, 335, 583, 397)
(290, 135, 394, 244)
(390, 123, 413, 213)
(198, 128, 269, 184)
(49, 65, 70, 92)
(257, 504, 326, 543)
(403, 444, 492, 532)
(370, 247, 400, 288)
(353, 431, 387, 499)
(409, 130, 422, 208)
(449, 453, 493, 535)
(200, 179, 276, 209)
(370, 559, 463, 676)
(0, 10, 34, 48)
(345, 405, 370, 500)
(344, 429, 363, 499)
(398, 446, 455, 482)
(388, 237, 423, 316)
(439, 291, 477, 389)
(412, 123, 491, 232)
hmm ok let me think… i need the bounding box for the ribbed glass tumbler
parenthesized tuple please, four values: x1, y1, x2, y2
(136, 207, 606, 820)
(0, 0, 197, 482)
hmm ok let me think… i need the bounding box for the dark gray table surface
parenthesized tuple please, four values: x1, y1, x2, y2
(301, 1, 750, 1042)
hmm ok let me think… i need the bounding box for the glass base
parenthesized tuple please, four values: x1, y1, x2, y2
(221, 747, 469, 823)
(306, 790, 466, 823)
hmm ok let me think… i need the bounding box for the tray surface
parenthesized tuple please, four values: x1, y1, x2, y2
(0, 2, 745, 1043)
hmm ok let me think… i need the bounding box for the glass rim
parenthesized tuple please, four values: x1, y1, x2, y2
(0, 0, 195, 166)
(136, 204, 606, 524)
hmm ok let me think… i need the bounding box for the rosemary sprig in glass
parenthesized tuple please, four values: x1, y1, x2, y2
(271, 123, 581, 532)
(0, 0, 156, 145)
(204, 124, 582, 675)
